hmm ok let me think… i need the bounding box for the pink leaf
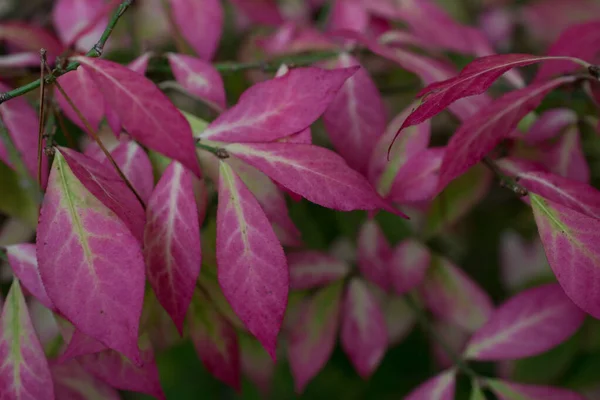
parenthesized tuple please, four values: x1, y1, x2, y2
(74, 56, 201, 177)
(420, 256, 494, 332)
(542, 126, 590, 183)
(0, 279, 54, 398)
(216, 161, 288, 359)
(341, 278, 388, 378)
(240, 333, 274, 395)
(389, 147, 445, 204)
(0, 53, 41, 68)
(144, 161, 201, 333)
(199, 66, 358, 142)
(108, 139, 155, 203)
(368, 107, 431, 197)
(59, 328, 107, 362)
(168, 53, 226, 111)
(52, 0, 107, 52)
(226, 156, 301, 247)
(55, 66, 104, 132)
(524, 108, 577, 144)
(464, 283, 585, 360)
(188, 289, 240, 390)
(288, 251, 350, 290)
(437, 75, 576, 192)
(487, 379, 586, 400)
(0, 82, 48, 186)
(328, 0, 369, 33)
(51, 360, 120, 400)
(397, 55, 585, 135)
(405, 369, 456, 400)
(535, 20, 600, 82)
(229, 0, 283, 26)
(389, 239, 431, 296)
(499, 231, 551, 291)
(531, 194, 600, 319)
(224, 142, 405, 216)
(497, 159, 600, 220)
(36, 151, 145, 363)
(5, 244, 54, 310)
(128, 52, 153, 75)
(357, 220, 391, 290)
(323, 54, 386, 173)
(288, 282, 343, 393)
(78, 338, 165, 400)
(0, 23, 62, 60)
(59, 147, 146, 242)
(168, 0, 223, 60)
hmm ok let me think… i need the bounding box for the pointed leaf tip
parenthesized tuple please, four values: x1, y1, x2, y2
(216, 161, 288, 360)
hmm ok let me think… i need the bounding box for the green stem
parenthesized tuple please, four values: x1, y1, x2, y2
(482, 157, 528, 197)
(212, 50, 341, 73)
(0, 0, 133, 105)
(405, 292, 480, 380)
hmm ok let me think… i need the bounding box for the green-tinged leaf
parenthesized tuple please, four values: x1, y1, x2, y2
(424, 165, 491, 238)
(182, 110, 209, 135)
(470, 381, 487, 400)
(198, 272, 245, 331)
(486, 378, 585, 400)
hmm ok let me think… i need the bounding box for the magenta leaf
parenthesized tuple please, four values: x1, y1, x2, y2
(487, 379, 586, 400)
(167, 53, 227, 111)
(36, 151, 145, 363)
(55, 66, 104, 133)
(437, 75, 576, 192)
(405, 369, 456, 400)
(389, 239, 431, 295)
(59, 329, 107, 362)
(223, 142, 405, 216)
(52, 0, 107, 52)
(4, 244, 54, 310)
(188, 289, 240, 390)
(107, 139, 155, 203)
(0, 279, 54, 399)
(128, 52, 153, 75)
(198, 66, 358, 143)
(322, 53, 386, 173)
(357, 219, 391, 290)
(144, 161, 201, 333)
(341, 278, 388, 378)
(0, 82, 48, 185)
(328, 0, 369, 33)
(389, 147, 445, 204)
(535, 21, 600, 82)
(59, 146, 146, 242)
(0, 23, 63, 60)
(51, 360, 120, 400)
(229, 0, 283, 26)
(421, 256, 494, 332)
(78, 337, 166, 400)
(74, 56, 201, 177)
(524, 108, 577, 144)
(168, 0, 223, 60)
(240, 333, 274, 396)
(464, 283, 585, 360)
(397, 54, 585, 136)
(531, 194, 600, 319)
(368, 107, 431, 197)
(498, 159, 600, 220)
(288, 282, 343, 393)
(288, 250, 349, 290)
(542, 125, 590, 183)
(0, 53, 40, 68)
(216, 161, 288, 359)
(226, 156, 301, 246)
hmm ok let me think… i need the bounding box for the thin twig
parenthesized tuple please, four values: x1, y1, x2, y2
(0, 0, 133, 105)
(482, 157, 528, 196)
(405, 292, 480, 380)
(37, 49, 48, 188)
(48, 66, 146, 209)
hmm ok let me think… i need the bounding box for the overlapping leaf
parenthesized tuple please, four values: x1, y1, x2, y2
(4, 244, 53, 309)
(168, 0, 223, 60)
(188, 289, 240, 390)
(531, 194, 600, 319)
(464, 283, 585, 360)
(240, 333, 274, 395)
(36, 151, 145, 363)
(543, 126, 590, 182)
(357, 219, 391, 290)
(524, 108, 576, 144)
(52, 0, 109, 51)
(108, 139, 155, 203)
(322, 53, 386, 173)
(229, 0, 283, 26)
(224, 142, 404, 215)
(288, 282, 343, 393)
(51, 360, 120, 400)
(341, 278, 388, 378)
(198, 66, 358, 142)
(216, 161, 288, 359)
(144, 161, 201, 332)
(389, 239, 431, 295)
(55, 67, 105, 132)
(0, 280, 54, 399)
(389, 147, 445, 204)
(74, 56, 201, 176)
